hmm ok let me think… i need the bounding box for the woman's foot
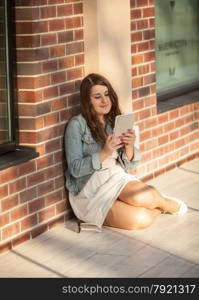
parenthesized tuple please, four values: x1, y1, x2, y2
(162, 194, 188, 215)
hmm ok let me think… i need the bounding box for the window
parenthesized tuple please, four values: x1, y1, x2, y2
(0, 0, 38, 170)
(155, 0, 199, 103)
(0, 0, 15, 155)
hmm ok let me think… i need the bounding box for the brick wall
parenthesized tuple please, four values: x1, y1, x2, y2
(0, 0, 84, 254)
(130, 0, 199, 181)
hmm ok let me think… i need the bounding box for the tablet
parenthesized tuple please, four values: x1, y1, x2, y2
(113, 113, 134, 138)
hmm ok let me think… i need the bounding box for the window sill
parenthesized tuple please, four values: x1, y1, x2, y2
(0, 146, 39, 171)
(157, 90, 199, 113)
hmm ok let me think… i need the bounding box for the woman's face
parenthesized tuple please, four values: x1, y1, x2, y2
(90, 85, 112, 118)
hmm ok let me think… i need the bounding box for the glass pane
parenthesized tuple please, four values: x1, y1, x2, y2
(0, 0, 9, 144)
(155, 0, 199, 95)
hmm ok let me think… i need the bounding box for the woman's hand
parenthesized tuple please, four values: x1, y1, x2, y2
(99, 133, 122, 162)
(120, 129, 136, 160)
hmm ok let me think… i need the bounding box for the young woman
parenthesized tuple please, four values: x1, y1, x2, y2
(64, 73, 187, 230)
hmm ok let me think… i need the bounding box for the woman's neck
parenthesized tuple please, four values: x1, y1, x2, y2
(98, 115, 106, 127)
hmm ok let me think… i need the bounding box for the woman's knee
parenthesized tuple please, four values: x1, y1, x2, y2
(128, 208, 156, 230)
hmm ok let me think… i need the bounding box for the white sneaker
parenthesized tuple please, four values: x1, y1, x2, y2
(162, 194, 188, 216)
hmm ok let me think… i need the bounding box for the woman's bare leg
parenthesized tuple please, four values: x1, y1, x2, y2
(104, 200, 161, 230)
(118, 181, 180, 213)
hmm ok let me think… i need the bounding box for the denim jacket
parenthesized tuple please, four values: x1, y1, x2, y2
(64, 114, 141, 195)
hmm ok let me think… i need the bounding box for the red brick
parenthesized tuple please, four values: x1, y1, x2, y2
(40, 6, 56, 18)
(74, 29, 84, 40)
(18, 161, 36, 176)
(20, 214, 38, 231)
(44, 164, 63, 180)
(9, 178, 26, 195)
(51, 98, 66, 111)
(132, 77, 143, 88)
(131, 9, 142, 19)
(44, 112, 60, 126)
(18, 90, 43, 103)
(132, 54, 144, 64)
(38, 207, 56, 223)
(140, 130, 151, 141)
(0, 242, 12, 254)
(151, 126, 163, 136)
(0, 168, 19, 185)
(158, 135, 169, 145)
(31, 224, 48, 239)
(27, 171, 46, 187)
(51, 71, 66, 84)
(65, 16, 82, 29)
(41, 33, 57, 46)
(143, 7, 155, 18)
(55, 175, 65, 189)
(73, 3, 83, 14)
(37, 154, 54, 170)
(2, 223, 20, 240)
(57, 4, 73, 16)
(132, 99, 144, 110)
(45, 138, 61, 153)
(56, 200, 67, 214)
(59, 57, 74, 69)
(17, 75, 50, 89)
(16, 21, 48, 34)
(75, 54, 84, 65)
(20, 187, 37, 203)
(143, 29, 155, 40)
(10, 205, 28, 222)
(144, 51, 155, 62)
(169, 109, 179, 120)
(18, 104, 36, 117)
(28, 198, 45, 213)
(50, 45, 65, 58)
(67, 67, 82, 80)
(0, 213, 10, 227)
(158, 113, 169, 123)
(175, 118, 185, 127)
(49, 19, 65, 31)
(43, 86, 59, 100)
(131, 32, 142, 42)
(45, 190, 62, 206)
(137, 0, 148, 7)
(15, 7, 40, 20)
(12, 233, 31, 248)
(138, 41, 149, 52)
(137, 19, 148, 30)
(19, 131, 37, 144)
(131, 21, 136, 31)
(138, 108, 151, 120)
(16, 35, 40, 48)
(17, 62, 42, 76)
(170, 130, 179, 141)
(37, 180, 54, 196)
(65, 42, 84, 55)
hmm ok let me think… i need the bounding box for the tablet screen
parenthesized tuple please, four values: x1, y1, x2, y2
(113, 113, 134, 137)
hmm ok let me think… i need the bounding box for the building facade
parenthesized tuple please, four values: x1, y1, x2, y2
(0, 0, 198, 254)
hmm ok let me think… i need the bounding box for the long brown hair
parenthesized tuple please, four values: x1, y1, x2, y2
(80, 73, 121, 144)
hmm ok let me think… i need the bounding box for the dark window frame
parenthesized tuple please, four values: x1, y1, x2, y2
(0, 0, 16, 155)
(155, 0, 199, 112)
(0, 0, 39, 170)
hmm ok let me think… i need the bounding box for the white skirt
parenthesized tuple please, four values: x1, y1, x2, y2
(69, 152, 140, 228)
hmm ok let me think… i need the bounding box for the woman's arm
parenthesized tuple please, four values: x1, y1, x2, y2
(65, 119, 102, 178)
